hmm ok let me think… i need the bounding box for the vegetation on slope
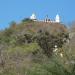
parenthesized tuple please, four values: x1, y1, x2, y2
(0, 18, 75, 75)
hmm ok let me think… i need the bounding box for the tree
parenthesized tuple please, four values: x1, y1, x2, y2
(36, 31, 54, 57)
(35, 30, 68, 57)
(22, 18, 33, 22)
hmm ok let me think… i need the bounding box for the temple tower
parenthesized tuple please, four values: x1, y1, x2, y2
(55, 14, 60, 23)
(30, 13, 36, 21)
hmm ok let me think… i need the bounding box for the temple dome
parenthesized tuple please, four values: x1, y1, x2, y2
(30, 13, 36, 20)
(55, 14, 60, 23)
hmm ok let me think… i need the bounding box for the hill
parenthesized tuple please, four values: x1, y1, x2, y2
(0, 19, 72, 75)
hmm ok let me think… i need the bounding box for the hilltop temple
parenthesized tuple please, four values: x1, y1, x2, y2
(30, 13, 60, 23)
(55, 14, 60, 23)
(30, 13, 37, 21)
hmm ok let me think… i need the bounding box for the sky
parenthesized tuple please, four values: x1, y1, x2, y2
(0, 0, 75, 30)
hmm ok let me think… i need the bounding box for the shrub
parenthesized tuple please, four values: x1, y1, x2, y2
(22, 18, 33, 22)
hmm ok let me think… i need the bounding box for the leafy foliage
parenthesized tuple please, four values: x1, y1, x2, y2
(0, 19, 73, 75)
(22, 18, 33, 22)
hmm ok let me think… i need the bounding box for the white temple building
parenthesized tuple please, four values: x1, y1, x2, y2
(30, 13, 60, 23)
(30, 13, 37, 21)
(55, 14, 60, 23)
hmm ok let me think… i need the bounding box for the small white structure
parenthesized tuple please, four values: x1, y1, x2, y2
(55, 45, 57, 48)
(55, 14, 60, 23)
(30, 13, 60, 23)
(30, 13, 36, 21)
(60, 53, 63, 57)
(53, 45, 58, 52)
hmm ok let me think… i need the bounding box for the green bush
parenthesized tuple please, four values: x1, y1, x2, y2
(22, 18, 33, 22)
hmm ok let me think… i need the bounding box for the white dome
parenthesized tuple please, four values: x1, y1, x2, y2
(30, 13, 36, 20)
(55, 14, 60, 23)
